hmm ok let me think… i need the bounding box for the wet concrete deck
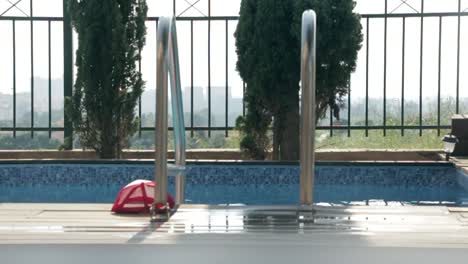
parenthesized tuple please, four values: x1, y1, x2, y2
(3, 203, 468, 263)
(1, 203, 468, 247)
(453, 156, 468, 174)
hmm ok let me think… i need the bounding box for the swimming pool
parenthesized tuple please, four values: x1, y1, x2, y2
(1, 161, 468, 206)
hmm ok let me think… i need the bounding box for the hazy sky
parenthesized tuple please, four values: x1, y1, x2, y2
(0, 0, 468, 106)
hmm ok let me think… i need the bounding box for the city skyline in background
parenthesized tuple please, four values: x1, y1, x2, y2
(0, 75, 465, 129)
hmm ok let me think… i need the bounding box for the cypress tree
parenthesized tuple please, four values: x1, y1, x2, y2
(67, 0, 148, 158)
(235, 0, 362, 160)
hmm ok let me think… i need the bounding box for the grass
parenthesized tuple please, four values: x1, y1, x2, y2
(315, 129, 448, 149)
(0, 128, 447, 150)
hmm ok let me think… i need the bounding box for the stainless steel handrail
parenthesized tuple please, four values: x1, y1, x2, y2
(153, 16, 186, 218)
(300, 10, 317, 206)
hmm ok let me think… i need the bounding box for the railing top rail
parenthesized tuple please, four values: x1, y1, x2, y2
(2, 10, 468, 21)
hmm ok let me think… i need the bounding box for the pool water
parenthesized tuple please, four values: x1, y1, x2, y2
(1, 184, 467, 205)
(186, 184, 468, 205)
(1, 163, 468, 206)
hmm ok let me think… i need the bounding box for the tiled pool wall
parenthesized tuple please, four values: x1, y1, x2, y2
(0, 163, 465, 189)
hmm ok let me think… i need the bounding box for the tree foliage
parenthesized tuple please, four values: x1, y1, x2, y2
(235, 0, 362, 160)
(67, 0, 148, 158)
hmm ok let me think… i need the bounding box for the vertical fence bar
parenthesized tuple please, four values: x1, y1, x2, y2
(207, 1, 211, 137)
(138, 50, 142, 137)
(30, 0, 34, 138)
(456, 0, 461, 114)
(48, 20, 52, 138)
(419, 0, 424, 137)
(173, 0, 176, 16)
(208, 1, 211, 137)
(190, 20, 194, 137)
(383, 0, 387, 137)
(329, 107, 333, 137)
(242, 81, 246, 117)
(225, 19, 229, 137)
(12, 20, 17, 138)
(63, 0, 74, 149)
(365, 17, 369, 137)
(155, 20, 159, 139)
(347, 78, 351, 138)
(401, 17, 406, 137)
(437, 16, 442, 137)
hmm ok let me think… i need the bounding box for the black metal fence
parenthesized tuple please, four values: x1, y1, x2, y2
(0, 0, 70, 144)
(0, 0, 467, 149)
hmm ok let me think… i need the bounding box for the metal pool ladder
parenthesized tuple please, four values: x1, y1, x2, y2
(300, 10, 317, 207)
(152, 11, 316, 219)
(152, 16, 186, 221)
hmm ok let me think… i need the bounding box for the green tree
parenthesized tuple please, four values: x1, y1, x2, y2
(67, 0, 148, 158)
(235, 0, 362, 160)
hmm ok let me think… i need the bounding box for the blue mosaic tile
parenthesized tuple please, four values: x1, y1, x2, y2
(0, 163, 462, 190)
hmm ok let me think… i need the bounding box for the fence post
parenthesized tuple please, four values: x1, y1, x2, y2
(63, 0, 73, 150)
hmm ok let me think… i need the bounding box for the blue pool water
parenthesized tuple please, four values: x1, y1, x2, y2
(1, 162, 468, 206)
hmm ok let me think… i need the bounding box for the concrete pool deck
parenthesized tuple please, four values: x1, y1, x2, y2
(453, 156, 468, 174)
(0, 203, 468, 245)
(2, 203, 468, 263)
